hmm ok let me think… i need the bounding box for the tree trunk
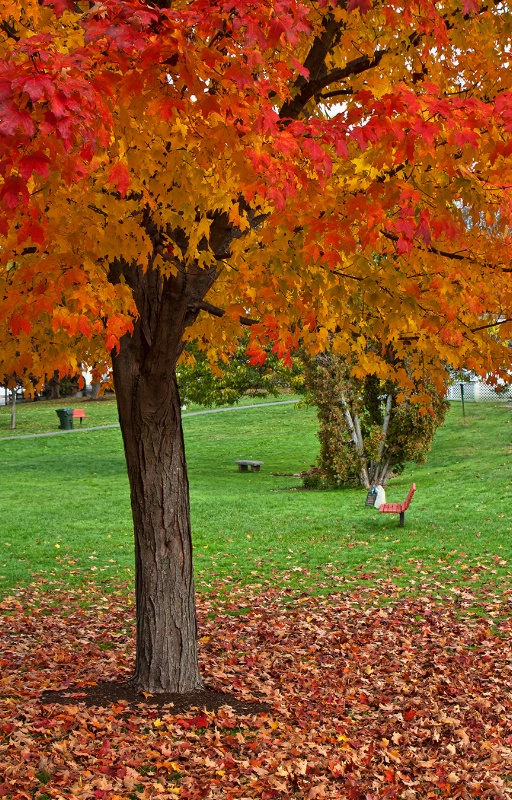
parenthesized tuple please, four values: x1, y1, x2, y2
(338, 392, 371, 488)
(48, 370, 60, 399)
(113, 346, 203, 693)
(111, 262, 205, 694)
(10, 386, 16, 430)
(371, 457, 393, 487)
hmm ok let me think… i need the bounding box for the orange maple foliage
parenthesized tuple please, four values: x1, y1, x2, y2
(0, 0, 511, 390)
(2, 0, 512, 694)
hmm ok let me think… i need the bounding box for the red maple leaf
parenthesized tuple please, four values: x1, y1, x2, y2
(19, 152, 52, 182)
(462, 0, 479, 13)
(1, 177, 29, 210)
(347, 0, 372, 12)
(0, 102, 35, 136)
(10, 313, 31, 336)
(106, 162, 130, 198)
(15, 74, 55, 102)
(42, 0, 75, 16)
(17, 219, 46, 246)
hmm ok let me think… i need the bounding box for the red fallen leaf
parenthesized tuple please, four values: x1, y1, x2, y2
(404, 708, 416, 721)
(328, 761, 344, 777)
(97, 739, 110, 756)
(175, 713, 209, 728)
(383, 767, 395, 782)
(0, 724, 14, 735)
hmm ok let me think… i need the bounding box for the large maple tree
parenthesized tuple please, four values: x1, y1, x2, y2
(1, 0, 512, 692)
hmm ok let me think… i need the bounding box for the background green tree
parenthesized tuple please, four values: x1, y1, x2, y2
(302, 352, 449, 489)
(177, 337, 302, 407)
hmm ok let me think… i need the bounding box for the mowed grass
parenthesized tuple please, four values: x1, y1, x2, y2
(0, 398, 511, 604)
(0, 394, 280, 437)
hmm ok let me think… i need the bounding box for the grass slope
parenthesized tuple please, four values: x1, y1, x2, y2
(0, 398, 511, 602)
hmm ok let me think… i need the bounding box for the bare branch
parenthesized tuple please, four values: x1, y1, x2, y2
(188, 300, 258, 326)
(319, 88, 354, 100)
(382, 230, 469, 261)
(471, 316, 512, 333)
(279, 14, 344, 120)
(281, 47, 388, 120)
(0, 19, 20, 42)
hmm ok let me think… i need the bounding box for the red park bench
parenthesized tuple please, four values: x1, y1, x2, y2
(72, 408, 89, 426)
(379, 483, 416, 528)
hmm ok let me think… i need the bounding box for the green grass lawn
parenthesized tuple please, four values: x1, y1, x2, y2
(0, 397, 511, 606)
(0, 392, 296, 436)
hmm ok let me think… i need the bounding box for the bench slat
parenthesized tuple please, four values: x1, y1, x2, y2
(380, 502, 403, 513)
(379, 484, 416, 527)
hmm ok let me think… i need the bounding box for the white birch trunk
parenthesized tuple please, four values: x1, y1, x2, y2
(376, 393, 393, 463)
(339, 392, 370, 488)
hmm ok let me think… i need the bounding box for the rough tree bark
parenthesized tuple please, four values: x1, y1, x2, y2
(111, 258, 209, 693)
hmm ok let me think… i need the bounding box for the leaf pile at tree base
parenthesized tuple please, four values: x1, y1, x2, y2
(1, 580, 512, 799)
(41, 683, 270, 715)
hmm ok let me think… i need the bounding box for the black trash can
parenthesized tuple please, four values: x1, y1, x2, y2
(56, 408, 74, 430)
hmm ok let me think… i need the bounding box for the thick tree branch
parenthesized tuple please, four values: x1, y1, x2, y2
(281, 49, 388, 120)
(279, 14, 348, 120)
(188, 300, 258, 327)
(279, 1, 495, 122)
(0, 19, 20, 42)
(471, 316, 512, 333)
(382, 230, 469, 262)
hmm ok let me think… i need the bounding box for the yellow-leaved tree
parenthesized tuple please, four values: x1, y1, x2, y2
(1, 0, 512, 692)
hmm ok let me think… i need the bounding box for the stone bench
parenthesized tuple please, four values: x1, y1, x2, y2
(235, 460, 263, 472)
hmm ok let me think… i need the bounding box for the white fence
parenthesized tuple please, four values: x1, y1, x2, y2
(447, 380, 512, 402)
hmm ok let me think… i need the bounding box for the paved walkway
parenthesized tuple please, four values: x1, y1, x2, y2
(0, 400, 297, 442)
